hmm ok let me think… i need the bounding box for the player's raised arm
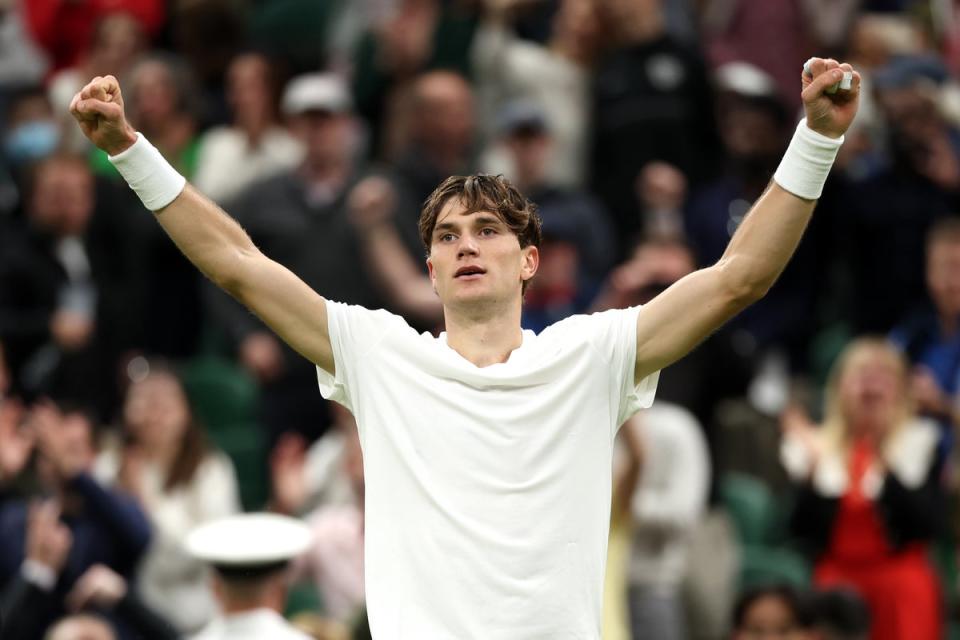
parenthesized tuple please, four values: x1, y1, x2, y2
(633, 58, 860, 382)
(69, 75, 335, 374)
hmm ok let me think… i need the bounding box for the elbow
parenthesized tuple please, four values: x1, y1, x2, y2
(716, 256, 771, 308)
(210, 247, 260, 299)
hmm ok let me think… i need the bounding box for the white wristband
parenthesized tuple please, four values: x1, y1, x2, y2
(108, 132, 186, 211)
(21, 558, 57, 591)
(773, 119, 844, 200)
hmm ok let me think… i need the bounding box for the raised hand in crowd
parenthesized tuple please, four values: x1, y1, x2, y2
(239, 331, 285, 383)
(911, 365, 954, 419)
(270, 432, 309, 515)
(0, 399, 33, 483)
(348, 175, 397, 231)
(780, 403, 823, 473)
(26, 499, 74, 575)
(66, 564, 127, 613)
(49, 308, 95, 353)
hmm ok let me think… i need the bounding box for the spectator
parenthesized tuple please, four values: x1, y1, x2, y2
(0, 3, 48, 89)
(7, 564, 179, 640)
(729, 584, 808, 640)
(472, 0, 604, 188)
(832, 55, 960, 334)
(0, 401, 151, 638)
(48, 13, 147, 154)
(351, 0, 477, 157)
(206, 72, 383, 445)
(622, 403, 710, 640)
(782, 338, 943, 640)
(186, 513, 314, 640)
(0, 154, 133, 417)
(22, 2, 163, 72)
(292, 415, 365, 626)
(890, 216, 960, 436)
(590, 0, 721, 256)
(803, 588, 871, 640)
(95, 363, 240, 634)
(3, 87, 60, 173)
(193, 52, 304, 204)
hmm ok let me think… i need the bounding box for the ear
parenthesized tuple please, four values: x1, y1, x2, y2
(520, 245, 539, 284)
(426, 256, 438, 295)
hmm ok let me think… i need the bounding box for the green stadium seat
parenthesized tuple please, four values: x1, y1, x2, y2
(719, 472, 778, 547)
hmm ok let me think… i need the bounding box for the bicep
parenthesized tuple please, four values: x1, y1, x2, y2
(230, 252, 335, 374)
(634, 263, 751, 381)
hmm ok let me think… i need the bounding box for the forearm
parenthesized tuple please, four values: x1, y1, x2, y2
(155, 185, 262, 296)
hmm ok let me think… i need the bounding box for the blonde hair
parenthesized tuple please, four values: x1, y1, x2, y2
(820, 337, 914, 454)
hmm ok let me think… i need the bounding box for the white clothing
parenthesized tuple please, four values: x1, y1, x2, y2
(622, 403, 710, 588)
(317, 302, 658, 639)
(191, 608, 312, 640)
(95, 449, 241, 633)
(193, 127, 303, 204)
(472, 21, 590, 188)
(302, 429, 357, 512)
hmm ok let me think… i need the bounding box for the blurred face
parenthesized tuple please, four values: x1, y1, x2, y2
(30, 160, 94, 236)
(837, 346, 906, 437)
(719, 101, 785, 161)
(927, 238, 960, 318)
(227, 54, 273, 125)
(504, 130, 551, 188)
(288, 111, 354, 168)
(123, 373, 190, 452)
(131, 61, 179, 128)
(90, 13, 144, 77)
(553, 0, 602, 57)
(733, 594, 804, 640)
(426, 199, 538, 312)
(414, 74, 475, 156)
(38, 411, 96, 487)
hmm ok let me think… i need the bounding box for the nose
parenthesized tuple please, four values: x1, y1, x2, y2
(457, 233, 479, 258)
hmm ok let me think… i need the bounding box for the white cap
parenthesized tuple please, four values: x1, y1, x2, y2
(185, 513, 312, 566)
(281, 73, 352, 116)
(714, 61, 779, 99)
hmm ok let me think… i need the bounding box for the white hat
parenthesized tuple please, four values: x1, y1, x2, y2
(185, 513, 312, 567)
(281, 73, 352, 116)
(714, 61, 779, 99)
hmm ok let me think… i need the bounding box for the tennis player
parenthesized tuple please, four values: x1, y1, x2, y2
(70, 57, 859, 638)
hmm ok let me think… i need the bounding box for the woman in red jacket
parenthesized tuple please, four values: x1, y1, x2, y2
(782, 337, 943, 640)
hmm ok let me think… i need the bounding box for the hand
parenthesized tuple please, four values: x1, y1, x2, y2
(50, 309, 94, 351)
(780, 403, 823, 468)
(801, 58, 862, 139)
(26, 499, 72, 573)
(270, 433, 308, 513)
(270, 432, 308, 514)
(69, 75, 138, 155)
(912, 366, 951, 418)
(239, 332, 284, 382)
(66, 564, 127, 612)
(118, 445, 145, 500)
(0, 399, 33, 482)
(348, 176, 397, 231)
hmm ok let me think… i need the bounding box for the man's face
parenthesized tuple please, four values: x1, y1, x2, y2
(426, 199, 538, 312)
(30, 161, 94, 236)
(289, 111, 353, 167)
(927, 239, 960, 317)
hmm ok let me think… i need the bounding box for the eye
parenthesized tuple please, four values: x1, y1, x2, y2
(439, 233, 456, 242)
(480, 227, 497, 237)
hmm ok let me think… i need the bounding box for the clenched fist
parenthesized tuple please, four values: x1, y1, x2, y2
(69, 75, 138, 155)
(802, 58, 862, 139)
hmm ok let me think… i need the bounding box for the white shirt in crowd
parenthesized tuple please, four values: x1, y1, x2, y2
(192, 126, 304, 204)
(191, 608, 312, 640)
(96, 449, 241, 633)
(317, 302, 659, 639)
(622, 402, 710, 589)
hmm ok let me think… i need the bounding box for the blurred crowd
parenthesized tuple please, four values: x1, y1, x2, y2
(3, 0, 960, 638)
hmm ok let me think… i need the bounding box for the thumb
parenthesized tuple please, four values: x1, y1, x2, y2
(802, 67, 846, 102)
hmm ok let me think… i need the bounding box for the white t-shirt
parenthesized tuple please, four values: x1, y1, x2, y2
(317, 302, 659, 639)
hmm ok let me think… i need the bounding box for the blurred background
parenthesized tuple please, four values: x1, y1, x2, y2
(2, 0, 960, 638)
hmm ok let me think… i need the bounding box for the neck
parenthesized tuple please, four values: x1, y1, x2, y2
(443, 300, 524, 367)
(301, 159, 349, 188)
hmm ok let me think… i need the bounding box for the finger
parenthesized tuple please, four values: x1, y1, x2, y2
(66, 574, 92, 612)
(75, 99, 123, 121)
(802, 67, 846, 101)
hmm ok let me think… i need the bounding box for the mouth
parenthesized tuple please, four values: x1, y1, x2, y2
(454, 266, 486, 279)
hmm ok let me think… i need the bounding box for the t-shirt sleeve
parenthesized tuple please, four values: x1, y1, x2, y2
(316, 301, 407, 412)
(584, 306, 660, 426)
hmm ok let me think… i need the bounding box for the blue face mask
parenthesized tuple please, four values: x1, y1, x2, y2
(4, 120, 60, 166)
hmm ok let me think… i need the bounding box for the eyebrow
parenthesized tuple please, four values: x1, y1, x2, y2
(433, 214, 504, 235)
